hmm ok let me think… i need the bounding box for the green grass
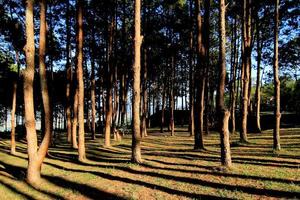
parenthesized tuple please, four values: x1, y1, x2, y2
(0, 128, 299, 199)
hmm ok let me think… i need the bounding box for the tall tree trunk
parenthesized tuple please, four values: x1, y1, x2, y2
(10, 51, 20, 155)
(204, 0, 210, 135)
(141, 48, 148, 137)
(170, 55, 175, 136)
(76, 0, 86, 162)
(255, 19, 262, 133)
(217, 0, 232, 167)
(132, 0, 143, 163)
(273, 0, 281, 151)
(189, 0, 195, 137)
(66, 0, 72, 143)
(194, 0, 205, 150)
(104, 12, 115, 147)
(90, 28, 96, 140)
(241, 0, 251, 143)
(24, 0, 52, 185)
(230, 15, 237, 134)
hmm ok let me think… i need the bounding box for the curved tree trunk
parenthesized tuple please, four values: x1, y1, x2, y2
(24, 0, 52, 185)
(273, 0, 281, 151)
(132, 0, 143, 164)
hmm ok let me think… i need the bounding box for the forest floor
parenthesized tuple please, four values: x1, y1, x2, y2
(0, 127, 299, 200)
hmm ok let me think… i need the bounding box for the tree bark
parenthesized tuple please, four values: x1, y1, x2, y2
(104, 12, 115, 147)
(194, 0, 205, 150)
(218, 0, 232, 168)
(132, 0, 143, 164)
(273, 0, 281, 151)
(189, 0, 195, 137)
(76, 0, 86, 161)
(255, 19, 262, 133)
(141, 48, 148, 137)
(66, 0, 72, 143)
(24, 0, 52, 185)
(241, 0, 251, 143)
(10, 51, 20, 155)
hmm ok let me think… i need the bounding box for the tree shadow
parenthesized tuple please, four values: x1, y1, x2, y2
(44, 175, 128, 200)
(0, 179, 35, 200)
(0, 161, 64, 199)
(43, 161, 229, 200)
(140, 162, 300, 185)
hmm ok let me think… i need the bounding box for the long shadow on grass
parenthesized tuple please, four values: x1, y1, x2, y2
(44, 175, 127, 200)
(0, 160, 126, 200)
(44, 161, 230, 200)
(0, 178, 35, 200)
(145, 152, 300, 168)
(141, 162, 300, 185)
(0, 161, 64, 199)
(45, 155, 300, 199)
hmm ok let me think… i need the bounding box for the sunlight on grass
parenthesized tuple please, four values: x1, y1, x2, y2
(0, 128, 299, 199)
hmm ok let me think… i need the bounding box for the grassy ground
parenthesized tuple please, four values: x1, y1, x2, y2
(0, 128, 299, 200)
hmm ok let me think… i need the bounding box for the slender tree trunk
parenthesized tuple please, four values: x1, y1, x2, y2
(76, 0, 86, 161)
(230, 16, 237, 134)
(66, 0, 72, 143)
(161, 84, 166, 133)
(141, 48, 148, 137)
(241, 0, 251, 143)
(217, 0, 232, 168)
(189, 0, 195, 137)
(170, 55, 175, 136)
(194, 0, 205, 150)
(10, 51, 20, 155)
(132, 0, 143, 163)
(90, 31, 96, 140)
(72, 87, 79, 149)
(273, 0, 281, 151)
(255, 19, 262, 133)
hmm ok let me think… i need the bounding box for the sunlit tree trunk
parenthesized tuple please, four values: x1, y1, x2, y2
(273, 0, 281, 151)
(76, 0, 86, 162)
(217, 0, 232, 167)
(132, 0, 143, 163)
(24, 0, 52, 185)
(241, 0, 251, 143)
(255, 18, 262, 133)
(104, 12, 115, 147)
